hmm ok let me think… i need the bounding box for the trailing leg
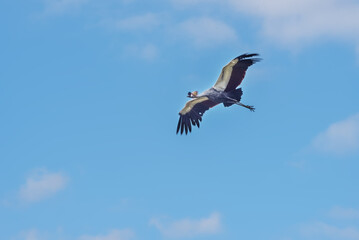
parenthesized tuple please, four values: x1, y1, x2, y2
(236, 102, 255, 112)
(226, 96, 255, 112)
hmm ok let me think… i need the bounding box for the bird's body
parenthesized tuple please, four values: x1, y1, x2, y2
(176, 53, 261, 135)
(198, 87, 240, 105)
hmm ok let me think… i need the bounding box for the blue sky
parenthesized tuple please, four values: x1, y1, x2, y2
(1, 0, 359, 239)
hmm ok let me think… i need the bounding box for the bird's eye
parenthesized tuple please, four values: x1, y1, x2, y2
(188, 92, 192, 96)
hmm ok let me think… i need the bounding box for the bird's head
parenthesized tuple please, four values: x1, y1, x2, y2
(187, 91, 198, 98)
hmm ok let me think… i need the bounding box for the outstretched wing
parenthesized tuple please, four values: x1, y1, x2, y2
(213, 53, 260, 92)
(176, 96, 218, 135)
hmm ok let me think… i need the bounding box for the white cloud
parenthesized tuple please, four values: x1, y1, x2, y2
(171, 0, 221, 7)
(39, 0, 359, 53)
(23, 230, 41, 240)
(43, 0, 88, 15)
(301, 222, 359, 240)
(78, 229, 134, 240)
(287, 159, 306, 169)
(19, 169, 68, 203)
(284, 207, 359, 240)
(17, 229, 46, 240)
(123, 43, 159, 61)
(312, 113, 359, 155)
(150, 212, 221, 238)
(229, 0, 359, 48)
(113, 13, 160, 31)
(329, 206, 359, 219)
(172, 0, 359, 50)
(177, 17, 237, 47)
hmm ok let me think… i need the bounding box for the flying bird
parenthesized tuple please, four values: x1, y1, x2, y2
(176, 53, 261, 135)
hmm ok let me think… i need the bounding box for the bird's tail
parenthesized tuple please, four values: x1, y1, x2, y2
(223, 88, 243, 107)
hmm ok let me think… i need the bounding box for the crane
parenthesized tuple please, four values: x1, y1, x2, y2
(176, 53, 261, 135)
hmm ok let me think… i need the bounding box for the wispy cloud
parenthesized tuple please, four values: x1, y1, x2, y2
(17, 229, 46, 240)
(113, 13, 160, 31)
(229, 0, 359, 49)
(301, 222, 359, 240)
(312, 113, 359, 155)
(284, 206, 359, 239)
(39, 0, 359, 53)
(171, 0, 222, 7)
(19, 169, 68, 203)
(123, 43, 159, 61)
(150, 212, 221, 238)
(177, 17, 237, 48)
(329, 206, 359, 219)
(43, 0, 88, 15)
(172, 0, 359, 50)
(78, 229, 134, 240)
(287, 159, 306, 169)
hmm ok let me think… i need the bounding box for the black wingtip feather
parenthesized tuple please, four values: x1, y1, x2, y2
(195, 119, 200, 128)
(176, 116, 181, 134)
(238, 53, 259, 59)
(181, 119, 185, 135)
(236, 53, 262, 65)
(177, 97, 214, 135)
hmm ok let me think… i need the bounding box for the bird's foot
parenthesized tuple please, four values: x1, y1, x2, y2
(236, 102, 255, 112)
(246, 105, 255, 112)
